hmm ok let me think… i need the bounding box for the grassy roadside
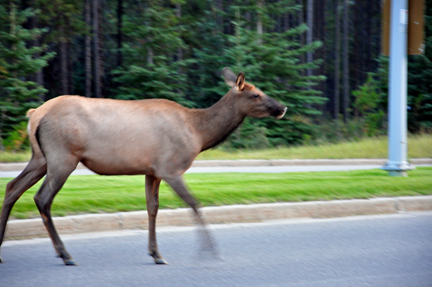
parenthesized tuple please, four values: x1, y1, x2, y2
(0, 151, 31, 163)
(1, 134, 430, 163)
(1, 167, 431, 220)
(197, 134, 432, 160)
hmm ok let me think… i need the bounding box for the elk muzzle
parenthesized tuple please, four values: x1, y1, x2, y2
(266, 97, 287, 119)
(275, 106, 287, 119)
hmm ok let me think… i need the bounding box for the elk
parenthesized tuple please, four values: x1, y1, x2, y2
(0, 68, 286, 266)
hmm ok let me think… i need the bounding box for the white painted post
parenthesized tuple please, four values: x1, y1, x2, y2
(382, 0, 415, 176)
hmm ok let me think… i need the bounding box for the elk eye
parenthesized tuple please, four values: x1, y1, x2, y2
(253, 94, 259, 99)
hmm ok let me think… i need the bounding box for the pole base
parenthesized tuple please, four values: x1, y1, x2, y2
(381, 161, 415, 177)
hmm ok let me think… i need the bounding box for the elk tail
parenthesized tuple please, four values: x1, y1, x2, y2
(26, 108, 46, 159)
(26, 109, 36, 118)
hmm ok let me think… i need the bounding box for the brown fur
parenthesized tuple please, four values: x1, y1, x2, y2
(0, 68, 286, 265)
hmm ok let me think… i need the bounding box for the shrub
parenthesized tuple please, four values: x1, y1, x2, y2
(2, 122, 29, 152)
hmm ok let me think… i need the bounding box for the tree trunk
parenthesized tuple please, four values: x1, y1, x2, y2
(35, 55, 44, 97)
(67, 41, 73, 94)
(298, 0, 304, 74)
(93, 0, 101, 98)
(147, 48, 153, 65)
(98, 0, 104, 97)
(333, 0, 341, 119)
(306, 0, 313, 78)
(257, 0, 263, 45)
(235, 6, 241, 67)
(25, 0, 44, 100)
(10, 2, 16, 76)
(60, 26, 68, 95)
(342, 0, 349, 122)
(176, 4, 182, 62)
(85, 0, 92, 97)
(314, 0, 326, 111)
(117, 0, 123, 67)
(216, 0, 223, 30)
(34, 33, 44, 98)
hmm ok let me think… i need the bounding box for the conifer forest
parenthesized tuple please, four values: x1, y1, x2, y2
(0, 0, 431, 151)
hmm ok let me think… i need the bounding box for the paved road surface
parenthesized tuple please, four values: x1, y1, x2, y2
(1, 212, 431, 287)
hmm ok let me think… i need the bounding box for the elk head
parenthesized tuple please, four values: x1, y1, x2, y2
(222, 67, 287, 119)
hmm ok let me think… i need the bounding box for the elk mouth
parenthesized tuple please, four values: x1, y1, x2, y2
(275, 107, 287, 119)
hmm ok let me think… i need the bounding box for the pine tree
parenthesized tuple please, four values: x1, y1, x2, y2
(112, 0, 191, 106)
(0, 2, 54, 147)
(34, 0, 85, 98)
(219, 1, 326, 146)
(190, 2, 228, 108)
(406, 2, 432, 132)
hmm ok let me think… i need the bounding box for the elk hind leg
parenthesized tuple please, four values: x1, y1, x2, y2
(0, 155, 47, 263)
(145, 175, 167, 264)
(34, 160, 77, 266)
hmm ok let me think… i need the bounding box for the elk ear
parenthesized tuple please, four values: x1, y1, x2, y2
(222, 67, 237, 87)
(235, 72, 245, 91)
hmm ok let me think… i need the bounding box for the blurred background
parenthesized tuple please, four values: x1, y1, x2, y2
(0, 0, 431, 152)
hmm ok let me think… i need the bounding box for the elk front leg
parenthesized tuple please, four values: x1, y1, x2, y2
(145, 175, 167, 264)
(163, 175, 217, 254)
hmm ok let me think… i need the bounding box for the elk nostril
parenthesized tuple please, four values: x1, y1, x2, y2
(275, 106, 287, 119)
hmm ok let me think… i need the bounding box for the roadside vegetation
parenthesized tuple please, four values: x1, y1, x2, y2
(1, 134, 430, 163)
(0, 150, 31, 163)
(198, 134, 432, 160)
(2, 2, 432, 156)
(1, 167, 431, 220)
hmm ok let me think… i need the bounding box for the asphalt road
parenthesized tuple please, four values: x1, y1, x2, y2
(1, 212, 432, 287)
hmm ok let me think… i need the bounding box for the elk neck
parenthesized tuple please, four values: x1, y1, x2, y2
(192, 91, 245, 152)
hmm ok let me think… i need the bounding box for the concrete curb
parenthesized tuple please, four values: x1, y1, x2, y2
(5, 196, 432, 239)
(1, 158, 431, 172)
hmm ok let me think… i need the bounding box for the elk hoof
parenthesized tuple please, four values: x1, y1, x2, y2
(64, 259, 78, 266)
(0, 256, 3, 263)
(154, 257, 168, 265)
(150, 251, 168, 264)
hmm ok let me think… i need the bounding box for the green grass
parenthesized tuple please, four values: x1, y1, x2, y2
(1, 167, 431, 219)
(197, 134, 432, 160)
(1, 134, 431, 163)
(0, 150, 31, 163)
